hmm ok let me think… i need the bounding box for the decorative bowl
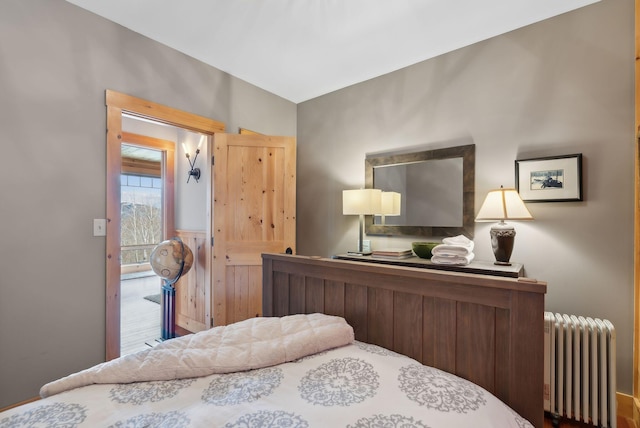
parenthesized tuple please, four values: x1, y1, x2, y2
(412, 242, 439, 259)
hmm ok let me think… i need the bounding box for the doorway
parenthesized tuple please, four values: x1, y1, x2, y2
(119, 135, 171, 355)
(105, 90, 225, 360)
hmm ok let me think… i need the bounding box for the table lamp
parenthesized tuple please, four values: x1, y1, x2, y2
(343, 188, 382, 255)
(377, 191, 401, 225)
(475, 186, 533, 265)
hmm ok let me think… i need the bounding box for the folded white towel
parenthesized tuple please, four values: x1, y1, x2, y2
(431, 252, 475, 265)
(431, 244, 473, 257)
(441, 235, 474, 251)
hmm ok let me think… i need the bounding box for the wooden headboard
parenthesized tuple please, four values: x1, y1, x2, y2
(262, 253, 547, 428)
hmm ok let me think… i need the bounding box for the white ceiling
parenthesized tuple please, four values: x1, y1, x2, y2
(65, 0, 599, 103)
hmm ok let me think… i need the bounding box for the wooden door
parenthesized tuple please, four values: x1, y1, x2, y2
(212, 134, 296, 326)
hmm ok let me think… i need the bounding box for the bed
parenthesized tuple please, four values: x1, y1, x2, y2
(262, 253, 547, 427)
(0, 253, 546, 428)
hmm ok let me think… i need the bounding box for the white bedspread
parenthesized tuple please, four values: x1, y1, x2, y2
(1, 339, 533, 428)
(40, 313, 354, 398)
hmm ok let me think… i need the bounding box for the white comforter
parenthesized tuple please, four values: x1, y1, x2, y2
(41, 313, 354, 397)
(2, 314, 533, 428)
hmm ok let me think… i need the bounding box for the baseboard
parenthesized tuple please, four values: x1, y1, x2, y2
(633, 395, 640, 428)
(619, 392, 633, 419)
(0, 396, 40, 413)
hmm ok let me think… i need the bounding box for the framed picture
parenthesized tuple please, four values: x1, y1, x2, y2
(515, 154, 583, 202)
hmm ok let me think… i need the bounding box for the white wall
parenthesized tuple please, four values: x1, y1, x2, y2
(296, 0, 635, 393)
(122, 117, 209, 231)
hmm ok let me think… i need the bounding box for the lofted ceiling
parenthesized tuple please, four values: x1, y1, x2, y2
(65, 0, 599, 103)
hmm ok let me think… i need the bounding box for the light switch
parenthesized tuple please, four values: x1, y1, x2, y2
(93, 219, 107, 236)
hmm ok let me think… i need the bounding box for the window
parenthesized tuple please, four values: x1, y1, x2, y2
(120, 173, 162, 265)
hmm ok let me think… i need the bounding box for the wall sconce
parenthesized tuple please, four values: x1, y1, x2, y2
(182, 135, 204, 183)
(343, 188, 382, 255)
(475, 186, 533, 265)
(376, 191, 401, 225)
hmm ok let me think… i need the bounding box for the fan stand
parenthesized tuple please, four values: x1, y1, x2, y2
(156, 241, 187, 343)
(160, 280, 177, 340)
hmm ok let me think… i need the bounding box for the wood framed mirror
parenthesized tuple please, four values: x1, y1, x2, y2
(365, 144, 475, 238)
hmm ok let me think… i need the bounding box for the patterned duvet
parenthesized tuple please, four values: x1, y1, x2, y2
(1, 341, 532, 428)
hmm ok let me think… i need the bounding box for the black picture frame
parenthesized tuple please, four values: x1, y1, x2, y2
(515, 154, 583, 202)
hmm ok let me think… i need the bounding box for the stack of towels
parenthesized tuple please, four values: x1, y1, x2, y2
(431, 235, 475, 265)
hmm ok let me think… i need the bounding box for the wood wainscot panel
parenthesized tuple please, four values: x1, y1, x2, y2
(305, 276, 325, 314)
(345, 283, 369, 342)
(367, 287, 394, 350)
(393, 291, 423, 362)
(456, 302, 496, 392)
(175, 230, 208, 332)
(428, 297, 457, 373)
(324, 280, 346, 317)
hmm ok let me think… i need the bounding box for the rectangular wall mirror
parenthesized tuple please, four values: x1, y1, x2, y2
(365, 144, 475, 238)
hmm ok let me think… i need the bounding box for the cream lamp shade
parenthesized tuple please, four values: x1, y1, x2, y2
(475, 187, 533, 221)
(379, 192, 401, 215)
(343, 189, 382, 215)
(376, 191, 401, 226)
(475, 186, 533, 265)
(343, 189, 382, 255)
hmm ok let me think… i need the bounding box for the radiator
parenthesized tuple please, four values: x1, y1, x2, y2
(544, 312, 616, 428)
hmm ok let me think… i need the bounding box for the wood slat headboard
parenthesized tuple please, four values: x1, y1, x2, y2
(262, 253, 547, 428)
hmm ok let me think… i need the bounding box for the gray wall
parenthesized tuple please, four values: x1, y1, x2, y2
(0, 0, 296, 407)
(297, 0, 635, 393)
(0, 0, 634, 409)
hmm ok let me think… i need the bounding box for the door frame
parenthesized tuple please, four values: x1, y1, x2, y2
(633, 0, 639, 420)
(105, 90, 225, 360)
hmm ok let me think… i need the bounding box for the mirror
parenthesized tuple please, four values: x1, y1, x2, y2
(365, 144, 475, 237)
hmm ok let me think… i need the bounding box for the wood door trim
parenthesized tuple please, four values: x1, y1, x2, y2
(106, 91, 225, 134)
(106, 104, 122, 360)
(634, 0, 639, 414)
(105, 90, 224, 361)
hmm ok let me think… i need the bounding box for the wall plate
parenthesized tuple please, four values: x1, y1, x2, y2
(93, 218, 107, 236)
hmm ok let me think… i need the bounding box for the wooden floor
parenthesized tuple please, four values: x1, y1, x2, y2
(121, 273, 163, 355)
(544, 414, 635, 428)
(120, 273, 193, 356)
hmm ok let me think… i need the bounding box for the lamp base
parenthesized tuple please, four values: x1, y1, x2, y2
(347, 250, 372, 256)
(490, 221, 516, 266)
